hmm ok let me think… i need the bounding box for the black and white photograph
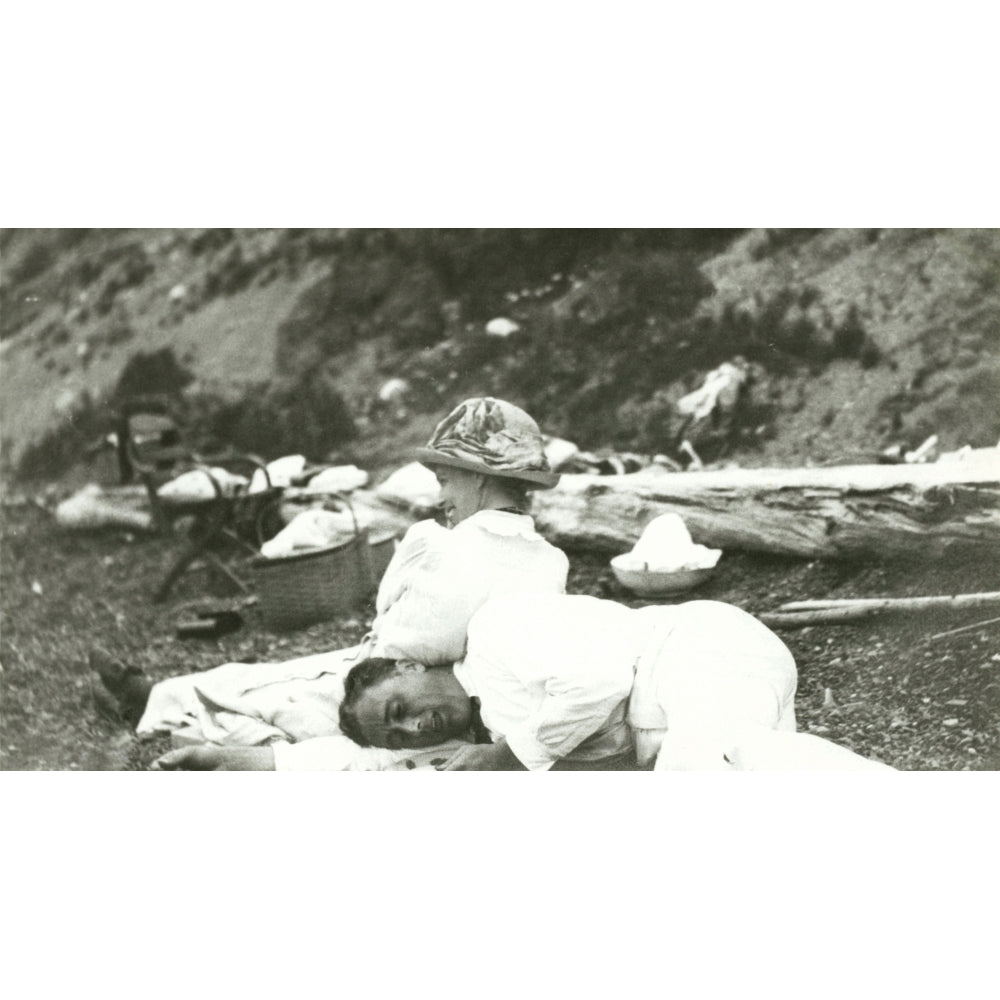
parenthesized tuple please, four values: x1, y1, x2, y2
(3, 227, 998, 774)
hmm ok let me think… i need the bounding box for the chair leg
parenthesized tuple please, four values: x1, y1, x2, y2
(153, 537, 206, 603)
(203, 552, 251, 594)
(141, 471, 173, 534)
(219, 526, 260, 557)
(152, 503, 229, 603)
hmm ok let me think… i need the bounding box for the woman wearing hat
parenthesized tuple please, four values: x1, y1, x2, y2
(98, 397, 569, 770)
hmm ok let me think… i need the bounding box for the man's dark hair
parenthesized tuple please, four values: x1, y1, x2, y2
(338, 657, 404, 747)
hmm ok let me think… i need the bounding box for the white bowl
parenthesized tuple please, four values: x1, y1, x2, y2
(610, 555, 716, 597)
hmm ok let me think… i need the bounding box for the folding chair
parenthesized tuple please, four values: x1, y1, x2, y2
(117, 396, 285, 602)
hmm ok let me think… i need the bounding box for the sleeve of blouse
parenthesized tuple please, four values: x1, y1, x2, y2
(477, 600, 634, 771)
(504, 665, 633, 770)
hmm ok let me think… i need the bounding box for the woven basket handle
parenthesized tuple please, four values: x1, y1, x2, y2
(326, 491, 362, 539)
(192, 464, 226, 499)
(191, 452, 274, 492)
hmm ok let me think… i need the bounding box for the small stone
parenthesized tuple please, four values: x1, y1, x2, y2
(485, 317, 520, 337)
(942, 718, 959, 726)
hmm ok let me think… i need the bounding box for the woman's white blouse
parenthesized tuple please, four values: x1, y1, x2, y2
(370, 509, 569, 665)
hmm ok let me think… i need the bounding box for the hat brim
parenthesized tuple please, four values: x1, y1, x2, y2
(414, 448, 560, 489)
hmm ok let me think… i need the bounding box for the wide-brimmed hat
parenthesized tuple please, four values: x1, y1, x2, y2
(414, 397, 560, 489)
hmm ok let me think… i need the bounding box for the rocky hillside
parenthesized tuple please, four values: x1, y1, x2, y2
(2, 228, 997, 485)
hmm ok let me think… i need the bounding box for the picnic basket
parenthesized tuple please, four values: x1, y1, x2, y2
(251, 493, 375, 631)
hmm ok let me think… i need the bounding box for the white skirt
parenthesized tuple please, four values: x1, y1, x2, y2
(627, 601, 891, 770)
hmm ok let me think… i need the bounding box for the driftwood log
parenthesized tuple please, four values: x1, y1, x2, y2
(532, 448, 1000, 561)
(759, 592, 1000, 628)
(776, 594, 1000, 613)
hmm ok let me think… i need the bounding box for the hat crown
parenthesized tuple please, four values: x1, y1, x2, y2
(423, 397, 553, 479)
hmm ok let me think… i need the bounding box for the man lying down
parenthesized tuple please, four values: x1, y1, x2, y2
(155, 593, 891, 771)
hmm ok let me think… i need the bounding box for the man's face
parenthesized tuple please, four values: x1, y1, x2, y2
(352, 665, 474, 750)
(433, 466, 483, 527)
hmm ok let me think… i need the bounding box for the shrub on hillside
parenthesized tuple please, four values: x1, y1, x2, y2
(2, 230, 91, 288)
(36, 319, 71, 347)
(832, 304, 881, 367)
(203, 243, 258, 298)
(749, 229, 825, 260)
(391, 243, 729, 448)
(411, 229, 739, 317)
(60, 236, 137, 293)
(1, 231, 92, 339)
(380, 265, 446, 349)
(612, 392, 678, 451)
(272, 231, 743, 383)
(275, 255, 422, 368)
(114, 347, 195, 399)
(275, 269, 361, 367)
(13, 360, 358, 483)
(93, 243, 154, 316)
(616, 251, 715, 318)
(914, 365, 1000, 451)
(8, 239, 56, 286)
(305, 229, 345, 258)
(184, 370, 356, 461)
(188, 228, 234, 256)
(695, 287, 883, 373)
(417, 229, 616, 315)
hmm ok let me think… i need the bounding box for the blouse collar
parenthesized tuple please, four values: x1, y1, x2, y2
(459, 508, 537, 538)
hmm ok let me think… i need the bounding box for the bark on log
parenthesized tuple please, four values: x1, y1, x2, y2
(532, 448, 1000, 561)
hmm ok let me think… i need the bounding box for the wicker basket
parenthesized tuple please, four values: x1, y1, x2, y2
(251, 492, 375, 631)
(251, 534, 374, 631)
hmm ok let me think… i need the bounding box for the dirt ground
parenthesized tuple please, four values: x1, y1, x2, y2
(2, 499, 997, 771)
